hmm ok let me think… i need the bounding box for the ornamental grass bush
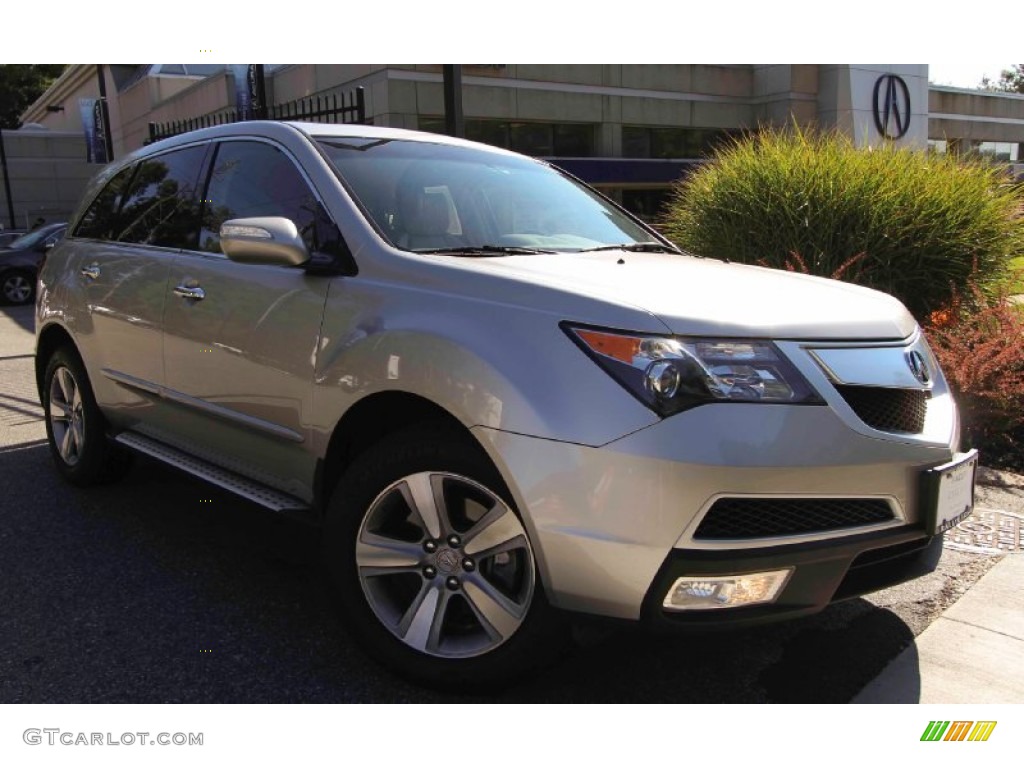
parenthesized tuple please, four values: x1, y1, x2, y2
(661, 127, 1024, 319)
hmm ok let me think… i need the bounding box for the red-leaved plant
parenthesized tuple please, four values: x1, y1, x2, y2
(924, 280, 1024, 470)
(757, 251, 871, 281)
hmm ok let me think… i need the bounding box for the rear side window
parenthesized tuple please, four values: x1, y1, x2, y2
(74, 165, 136, 240)
(115, 145, 207, 248)
(199, 140, 345, 258)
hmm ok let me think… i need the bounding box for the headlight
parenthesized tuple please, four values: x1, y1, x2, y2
(564, 325, 823, 416)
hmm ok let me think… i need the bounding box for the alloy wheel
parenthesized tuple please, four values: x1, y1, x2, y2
(48, 366, 85, 466)
(2, 274, 32, 304)
(355, 471, 535, 659)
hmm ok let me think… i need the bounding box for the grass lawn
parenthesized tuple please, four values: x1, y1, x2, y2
(1011, 256, 1024, 294)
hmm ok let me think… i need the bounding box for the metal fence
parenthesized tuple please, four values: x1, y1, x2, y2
(147, 86, 366, 144)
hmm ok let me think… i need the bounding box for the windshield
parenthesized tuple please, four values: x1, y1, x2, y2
(316, 137, 655, 253)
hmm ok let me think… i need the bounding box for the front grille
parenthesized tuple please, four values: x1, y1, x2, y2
(834, 385, 930, 434)
(694, 498, 895, 540)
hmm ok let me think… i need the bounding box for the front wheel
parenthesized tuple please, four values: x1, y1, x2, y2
(1, 270, 34, 305)
(324, 424, 566, 689)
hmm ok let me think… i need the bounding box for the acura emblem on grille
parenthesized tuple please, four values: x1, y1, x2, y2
(906, 350, 930, 384)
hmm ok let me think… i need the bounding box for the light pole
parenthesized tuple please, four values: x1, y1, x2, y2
(95, 65, 114, 161)
(0, 127, 15, 229)
(443, 65, 464, 138)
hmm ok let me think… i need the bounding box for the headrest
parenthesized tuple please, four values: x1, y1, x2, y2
(404, 191, 451, 236)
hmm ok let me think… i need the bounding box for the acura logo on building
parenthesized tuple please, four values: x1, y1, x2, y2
(907, 350, 930, 385)
(873, 74, 911, 140)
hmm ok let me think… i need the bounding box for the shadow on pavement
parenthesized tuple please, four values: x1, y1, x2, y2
(757, 605, 918, 703)
(0, 303, 34, 335)
(0, 446, 919, 704)
(853, 642, 922, 703)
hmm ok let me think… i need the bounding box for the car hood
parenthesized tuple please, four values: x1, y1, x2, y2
(457, 251, 917, 340)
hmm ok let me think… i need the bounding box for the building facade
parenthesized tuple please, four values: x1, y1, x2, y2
(14, 64, 1024, 222)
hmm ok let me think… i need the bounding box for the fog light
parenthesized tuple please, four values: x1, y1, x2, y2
(662, 569, 793, 611)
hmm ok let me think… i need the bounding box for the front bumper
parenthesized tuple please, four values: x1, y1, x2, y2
(643, 526, 942, 630)
(473, 399, 955, 622)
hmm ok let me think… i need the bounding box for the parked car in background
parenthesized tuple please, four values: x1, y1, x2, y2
(0, 229, 27, 248)
(35, 122, 974, 689)
(1, 223, 66, 304)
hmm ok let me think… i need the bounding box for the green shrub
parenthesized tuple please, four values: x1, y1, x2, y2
(661, 127, 1024, 319)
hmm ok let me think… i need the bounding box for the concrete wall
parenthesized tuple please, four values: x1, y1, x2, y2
(0, 130, 95, 229)
(20, 66, 99, 133)
(117, 74, 214, 152)
(272, 64, 386, 102)
(753, 64, 819, 127)
(120, 73, 235, 151)
(22, 66, 223, 157)
(929, 86, 1024, 144)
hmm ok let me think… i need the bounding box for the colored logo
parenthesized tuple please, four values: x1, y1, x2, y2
(921, 721, 997, 742)
(873, 74, 911, 140)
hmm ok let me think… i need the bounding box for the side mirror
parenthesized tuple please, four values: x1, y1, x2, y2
(219, 217, 310, 266)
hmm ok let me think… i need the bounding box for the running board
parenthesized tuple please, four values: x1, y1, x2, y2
(115, 431, 311, 514)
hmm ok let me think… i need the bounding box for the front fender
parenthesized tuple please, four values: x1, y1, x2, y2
(309, 278, 660, 450)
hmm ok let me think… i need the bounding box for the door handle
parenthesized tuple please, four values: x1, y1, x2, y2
(173, 284, 206, 301)
(80, 264, 100, 280)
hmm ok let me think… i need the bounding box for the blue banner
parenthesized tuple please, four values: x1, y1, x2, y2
(78, 98, 109, 164)
(231, 65, 255, 119)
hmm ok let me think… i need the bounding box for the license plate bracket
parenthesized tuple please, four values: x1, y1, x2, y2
(920, 449, 978, 536)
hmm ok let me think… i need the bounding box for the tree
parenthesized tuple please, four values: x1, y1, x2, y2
(981, 64, 1024, 93)
(0, 65, 67, 129)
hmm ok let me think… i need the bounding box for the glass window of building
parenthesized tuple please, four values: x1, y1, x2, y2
(976, 141, 1019, 162)
(509, 122, 553, 156)
(623, 126, 739, 159)
(621, 189, 674, 226)
(419, 118, 595, 158)
(552, 124, 594, 157)
(468, 120, 509, 150)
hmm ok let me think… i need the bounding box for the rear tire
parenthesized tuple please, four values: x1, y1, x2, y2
(41, 346, 133, 486)
(323, 422, 568, 690)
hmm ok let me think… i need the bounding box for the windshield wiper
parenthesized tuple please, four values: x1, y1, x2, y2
(576, 241, 682, 254)
(413, 245, 558, 256)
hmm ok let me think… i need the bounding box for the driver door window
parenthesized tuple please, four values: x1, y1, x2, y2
(199, 141, 344, 260)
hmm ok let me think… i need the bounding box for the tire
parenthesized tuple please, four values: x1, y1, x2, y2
(1, 270, 34, 305)
(323, 422, 568, 690)
(41, 346, 133, 486)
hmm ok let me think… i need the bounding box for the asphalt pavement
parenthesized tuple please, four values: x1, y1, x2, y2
(1, 302, 1020, 703)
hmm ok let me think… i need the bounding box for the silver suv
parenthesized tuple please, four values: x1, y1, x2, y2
(36, 121, 976, 688)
